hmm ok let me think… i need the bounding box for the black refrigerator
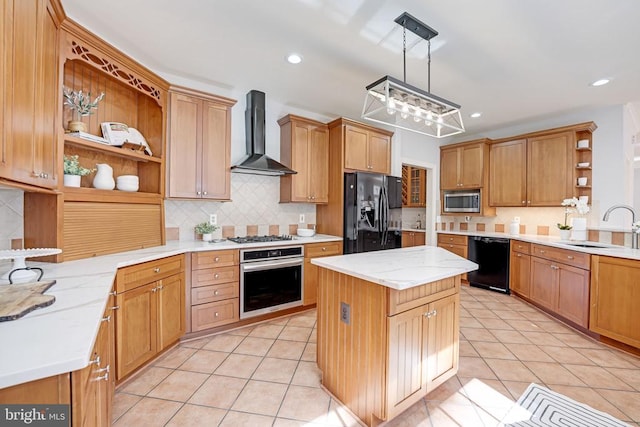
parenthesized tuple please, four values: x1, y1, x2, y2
(343, 172, 402, 254)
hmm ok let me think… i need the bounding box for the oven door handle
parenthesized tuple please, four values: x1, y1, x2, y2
(241, 258, 303, 272)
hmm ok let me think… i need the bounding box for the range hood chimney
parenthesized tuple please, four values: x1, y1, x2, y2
(231, 90, 296, 176)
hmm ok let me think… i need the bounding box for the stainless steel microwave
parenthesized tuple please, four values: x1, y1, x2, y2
(443, 191, 481, 213)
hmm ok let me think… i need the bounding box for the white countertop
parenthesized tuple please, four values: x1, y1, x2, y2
(0, 234, 341, 389)
(437, 230, 640, 261)
(311, 246, 478, 290)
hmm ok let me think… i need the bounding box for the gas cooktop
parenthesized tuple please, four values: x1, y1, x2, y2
(227, 235, 293, 244)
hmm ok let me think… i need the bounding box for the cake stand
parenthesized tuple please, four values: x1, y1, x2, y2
(0, 248, 62, 284)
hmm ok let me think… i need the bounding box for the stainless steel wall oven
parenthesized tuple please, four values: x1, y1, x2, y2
(239, 245, 304, 319)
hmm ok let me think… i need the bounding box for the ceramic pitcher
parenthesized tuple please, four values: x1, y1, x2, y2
(93, 163, 115, 190)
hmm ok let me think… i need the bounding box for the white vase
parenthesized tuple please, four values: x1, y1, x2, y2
(558, 229, 571, 241)
(93, 163, 115, 190)
(202, 233, 213, 242)
(63, 174, 81, 187)
(571, 217, 587, 241)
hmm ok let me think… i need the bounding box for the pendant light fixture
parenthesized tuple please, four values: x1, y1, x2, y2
(362, 12, 464, 138)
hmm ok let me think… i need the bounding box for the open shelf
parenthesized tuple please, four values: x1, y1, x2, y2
(63, 186, 162, 203)
(64, 135, 161, 163)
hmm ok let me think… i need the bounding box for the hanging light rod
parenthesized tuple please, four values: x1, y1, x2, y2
(362, 12, 465, 138)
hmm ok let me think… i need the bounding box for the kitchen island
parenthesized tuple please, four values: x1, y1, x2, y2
(311, 246, 477, 427)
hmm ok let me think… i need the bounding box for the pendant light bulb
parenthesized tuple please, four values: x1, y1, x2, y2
(387, 98, 396, 115)
(413, 107, 423, 122)
(401, 103, 410, 120)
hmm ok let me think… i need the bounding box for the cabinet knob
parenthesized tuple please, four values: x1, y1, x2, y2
(196, 191, 201, 195)
(154, 267, 160, 273)
(214, 290, 219, 295)
(215, 312, 219, 317)
(550, 265, 559, 270)
(322, 247, 326, 251)
(516, 254, 522, 258)
(214, 273, 220, 279)
(203, 191, 208, 195)
(157, 284, 164, 290)
(539, 250, 545, 254)
(214, 257, 220, 262)
(522, 201, 526, 204)
(151, 287, 158, 292)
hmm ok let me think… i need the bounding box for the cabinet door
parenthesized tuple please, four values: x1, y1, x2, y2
(157, 273, 185, 349)
(556, 264, 589, 327)
(303, 258, 318, 306)
(289, 122, 311, 201)
(344, 125, 369, 171)
(309, 125, 329, 202)
(402, 231, 414, 248)
(368, 131, 391, 174)
(509, 251, 531, 298)
(440, 148, 459, 190)
(459, 144, 483, 188)
(387, 304, 426, 416)
(115, 283, 157, 380)
(424, 294, 459, 392)
(168, 93, 201, 198)
(527, 132, 573, 206)
(4, 0, 58, 188)
(489, 139, 527, 206)
(201, 100, 231, 199)
(97, 297, 115, 426)
(590, 256, 640, 348)
(0, 1, 10, 177)
(414, 231, 426, 246)
(438, 243, 467, 258)
(530, 257, 557, 310)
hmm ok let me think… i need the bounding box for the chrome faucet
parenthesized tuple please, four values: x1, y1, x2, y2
(602, 204, 639, 249)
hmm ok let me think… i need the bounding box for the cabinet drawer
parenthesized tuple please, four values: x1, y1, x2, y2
(532, 244, 590, 270)
(305, 241, 343, 258)
(437, 234, 467, 246)
(191, 299, 239, 331)
(191, 282, 239, 305)
(192, 250, 239, 269)
(191, 265, 239, 287)
(116, 255, 185, 292)
(511, 240, 531, 255)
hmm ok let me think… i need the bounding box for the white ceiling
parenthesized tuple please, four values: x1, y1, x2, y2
(60, 0, 640, 136)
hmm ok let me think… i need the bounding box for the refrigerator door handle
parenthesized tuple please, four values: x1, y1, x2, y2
(382, 185, 389, 245)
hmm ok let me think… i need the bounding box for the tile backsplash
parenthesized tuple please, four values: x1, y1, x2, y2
(165, 173, 316, 240)
(0, 188, 23, 250)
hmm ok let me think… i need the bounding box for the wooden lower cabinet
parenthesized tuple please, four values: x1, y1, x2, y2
(437, 233, 468, 281)
(387, 294, 459, 416)
(0, 294, 115, 427)
(590, 256, 640, 349)
(190, 250, 240, 332)
(317, 267, 460, 426)
(303, 241, 342, 306)
(115, 255, 185, 382)
(528, 245, 590, 327)
(402, 230, 426, 247)
(509, 240, 531, 297)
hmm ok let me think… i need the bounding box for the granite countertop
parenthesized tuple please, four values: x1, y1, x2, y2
(311, 246, 477, 290)
(436, 230, 640, 261)
(0, 234, 341, 389)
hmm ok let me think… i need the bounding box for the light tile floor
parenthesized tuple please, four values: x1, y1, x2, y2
(113, 286, 640, 426)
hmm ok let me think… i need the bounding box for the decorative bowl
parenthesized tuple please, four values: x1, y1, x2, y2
(116, 175, 139, 192)
(297, 228, 316, 237)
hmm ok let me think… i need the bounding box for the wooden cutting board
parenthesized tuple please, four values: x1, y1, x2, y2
(0, 280, 56, 322)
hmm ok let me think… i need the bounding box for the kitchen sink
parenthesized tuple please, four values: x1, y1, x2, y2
(562, 242, 618, 249)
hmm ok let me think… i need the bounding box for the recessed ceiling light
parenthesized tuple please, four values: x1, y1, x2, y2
(590, 78, 610, 87)
(286, 53, 303, 64)
(470, 112, 482, 118)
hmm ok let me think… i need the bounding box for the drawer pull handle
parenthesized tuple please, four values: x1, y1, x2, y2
(96, 371, 109, 382)
(101, 315, 111, 323)
(111, 305, 120, 311)
(157, 284, 164, 291)
(550, 265, 559, 270)
(567, 256, 574, 260)
(96, 365, 109, 374)
(214, 257, 220, 262)
(151, 287, 158, 292)
(516, 254, 522, 258)
(154, 267, 160, 273)
(90, 355, 100, 366)
(539, 250, 545, 254)
(424, 309, 438, 318)
(322, 247, 326, 251)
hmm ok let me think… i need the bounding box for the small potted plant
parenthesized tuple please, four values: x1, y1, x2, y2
(62, 86, 105, 133)
(63, 154, 95, 187)
(194, 222, 219, 242)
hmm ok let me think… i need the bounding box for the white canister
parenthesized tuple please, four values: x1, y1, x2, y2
(509, 220, 520, 235)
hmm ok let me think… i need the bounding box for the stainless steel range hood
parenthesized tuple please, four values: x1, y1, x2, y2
(231, 90, 296, 176)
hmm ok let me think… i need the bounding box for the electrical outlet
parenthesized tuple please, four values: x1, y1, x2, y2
(209, 214, 217, 226)
(514, 216, 520, 222)
(299, 214, 305, 223)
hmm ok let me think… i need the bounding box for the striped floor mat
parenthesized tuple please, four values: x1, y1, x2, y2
(501, 383, 630, 426)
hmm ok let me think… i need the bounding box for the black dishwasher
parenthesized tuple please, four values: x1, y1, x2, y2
(467, 236, 510, 294)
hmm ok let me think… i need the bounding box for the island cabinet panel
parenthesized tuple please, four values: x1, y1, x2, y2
(590, 256, 640, 349)
(317, 268, 461, 426)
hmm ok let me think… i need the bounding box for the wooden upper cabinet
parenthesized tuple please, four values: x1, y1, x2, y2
(402, 164, 426, 207)
(167, 87, 236, 200)
(344, 123, 391, 174)
(0, 0, 61, 188)
(489, 123, 595, 207)
(527, 132, 573, 206)
(279, 114, 329, 203)
(440, 141, 486, 190)
(489, 139, 527, 206)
